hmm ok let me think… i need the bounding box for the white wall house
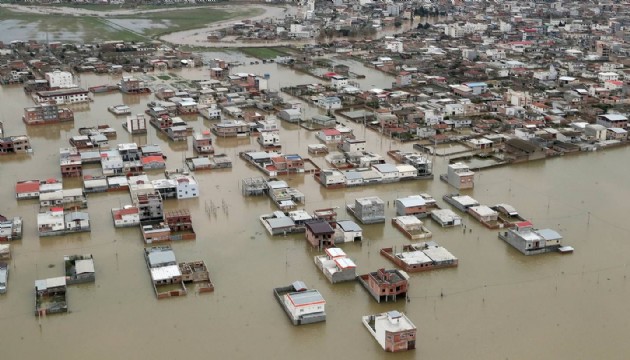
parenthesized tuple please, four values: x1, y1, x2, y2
(45, 70, 75, 89)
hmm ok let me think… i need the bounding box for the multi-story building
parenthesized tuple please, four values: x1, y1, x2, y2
(0, 135, 31, 154)
(45, 70, 74, 89)
(23, 104, 74, 125)
(33, 88, 89, 104)
(357, 269, 409, 303)
(362, 311, 417, 352)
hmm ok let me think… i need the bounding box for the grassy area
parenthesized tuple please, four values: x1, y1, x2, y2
(0, 6, 263, 42)
(156, 75, 171, 81)
(129, 7, 263, 37)
(0, 10, 146, 42)
(238, 47, 292, 60)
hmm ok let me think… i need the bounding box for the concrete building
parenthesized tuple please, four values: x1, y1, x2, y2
(314, 247, 357, 284)
(380, 241, 458, 272)
(0, 135, 31, 154)
(362, 311, 417, 352)
(442, 163, 474, 189)
(596, 114, 627, 129)
(334, 220, 362, 243)
(305, 219, 335, 248)
(111, 206, 140, 228)
(133, 191, 163, 224)
(347, 196, 385, 224)
(33, 88, 89, 104)
(498, 221, 564, 255)
(35, 277, 68, 316)
(395, 195, 430, 218)
(357, 269, 409, 303)
(23, 104, 74, 125)
(430, 209, 463, 227)
(144, 245, 187, 299)
(273, 281, 326, 325)
(45, 70, 74, 89)
(64, 254, 95, 284)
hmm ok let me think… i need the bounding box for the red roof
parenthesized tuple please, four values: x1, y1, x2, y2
(322, 129, 341, 136)
(516, 220, 533, 228)
(15, 181, 40, 193)
(113, 207, 139, 220)
(141, 156, 165, 164)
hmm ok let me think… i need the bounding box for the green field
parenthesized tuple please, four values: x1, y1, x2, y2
(0, 6, 263, 42)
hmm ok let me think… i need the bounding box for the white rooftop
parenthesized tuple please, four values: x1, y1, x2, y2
(150, 264, 182, 282)
(452, 195, 479, 207)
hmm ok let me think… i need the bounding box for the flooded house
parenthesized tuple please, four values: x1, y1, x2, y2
(37, 208, 91, 237)
(357, 268, 409, 303)
(273, 281, 326, 325)
(141, 155, 166, 170)
(394, 195, 435, 218)
(108, 104, 131, 116)
(0, 244, 10, 261)
(440, 162, 474, 189)
(257, 131, 281, 149)
(314, 247, 357, 284)
(380, 241, 458, 272)
(491, 204, 527, 227)
(278, 108, 302, 123)
(35, 277, 68, 316)
(144, 246, 187, 299)
(22, 104, 74, 125)
(64, 254, 95, 284)
(15, 180, 42, 200)
(430, 208, 463, 227)
(443, 194, 480, 213)
(33, 88, 90, 105)
(119, 76, 150, 94)
(142, 223, 171, 244)
(346, 196, 385, 224)
(318, 169, 346, 188)
(39, 188, 87, 210)
(0, 263, 7, 294)
(0, 214, 22, 242)
(60, 149, 83, 178)
(260, 210, 312, 236)
(193, 130, 214, 154)
(362, 311, 417, 352)
(468, 205, 500, 229)
(266, 180, 305, 210)
(317, 128, 343, 144)
(305, 219, 335, 249)
(0, 135, 31, 154)
(498, 221, 567, 255)
(212, 120, 251, 137)
(334, 220, 363, 243)
(165, 173, 199, 199)
(123, 114, 147, 134)
(179, 261, 214, 293)
(164, 209, 196, 241)
(133, 191, 164, 224)
(185, 154, 232, 171)
(392, 216, 432, 240)
(111, 206, 140, 228)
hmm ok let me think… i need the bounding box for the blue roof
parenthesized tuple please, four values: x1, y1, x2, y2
(465, 82, 488, 87)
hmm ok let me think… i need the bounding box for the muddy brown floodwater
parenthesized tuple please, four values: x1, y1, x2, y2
(1, 65, 630, 360)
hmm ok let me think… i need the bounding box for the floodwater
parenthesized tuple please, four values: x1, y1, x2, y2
(2, 65, 630, 360)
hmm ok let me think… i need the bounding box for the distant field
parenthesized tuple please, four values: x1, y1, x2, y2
(0, 6, 263, 42)
(0, 10, 146, 42)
